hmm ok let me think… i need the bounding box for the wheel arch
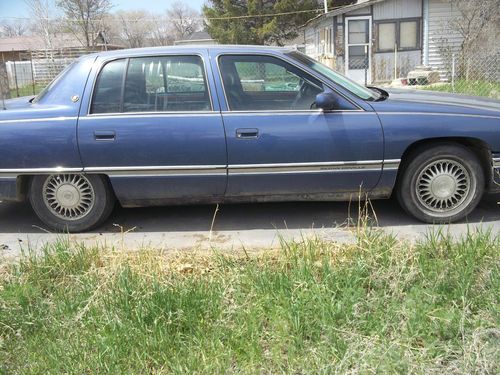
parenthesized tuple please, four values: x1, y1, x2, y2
(394, 137, 492, 194)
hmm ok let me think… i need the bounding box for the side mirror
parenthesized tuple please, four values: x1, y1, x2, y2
(315, 92, 338, 111)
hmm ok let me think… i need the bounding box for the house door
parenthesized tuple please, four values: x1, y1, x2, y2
(345, 16, 372, 84)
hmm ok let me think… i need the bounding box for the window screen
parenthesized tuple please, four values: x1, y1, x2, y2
(348, 46, 369, 69)
(400, 21, 418, 49)
(348, 20, 369, 44)
(90, 59, 126, 114)
(378, 23, 396, 51)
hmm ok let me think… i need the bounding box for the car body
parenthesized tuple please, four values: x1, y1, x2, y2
(0, 45, 499, 231)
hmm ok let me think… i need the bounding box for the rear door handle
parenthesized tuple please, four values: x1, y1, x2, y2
(94, 130, 116, 141)
(236, 128, 259, 139)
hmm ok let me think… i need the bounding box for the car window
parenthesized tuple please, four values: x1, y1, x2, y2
(219, 55, 324, 111)
(219, 55, 355, 111)
(234, 62, 301, 92)
(287, 51, 379, 101)
(90, 59, 126, 114)
(123, 55, 211, 112)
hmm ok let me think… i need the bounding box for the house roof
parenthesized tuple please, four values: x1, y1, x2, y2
(186, 31, 213, 41)
(303, 0, 387, 27)
(0, 34, 87, 52)
(175, 31, 214, 44)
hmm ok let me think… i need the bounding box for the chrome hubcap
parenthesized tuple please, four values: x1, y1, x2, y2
(43, 174, 95, 220)
(416, 159, 471, 214)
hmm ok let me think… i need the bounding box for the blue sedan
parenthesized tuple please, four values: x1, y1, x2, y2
(0, 46, 499, 232)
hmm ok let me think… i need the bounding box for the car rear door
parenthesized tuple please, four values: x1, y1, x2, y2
(77, 50, 227, 206)
(211, 52, 384, 198)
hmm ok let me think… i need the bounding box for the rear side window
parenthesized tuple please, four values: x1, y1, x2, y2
(90, 55, 211, 114)
(123, 55, 211, 112)
(90, 59, 126, 114)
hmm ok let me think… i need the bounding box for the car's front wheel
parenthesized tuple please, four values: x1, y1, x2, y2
(29, 174, 115, 232)
(397, 144, 484, 223)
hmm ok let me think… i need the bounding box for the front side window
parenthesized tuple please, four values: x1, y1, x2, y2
(219, 55, 332, 111)
(90, 55, 211, 114)
(287, 51, 379, 101)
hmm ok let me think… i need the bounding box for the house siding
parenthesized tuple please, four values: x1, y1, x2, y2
(373, 50, 421, 82)
(304, 16, 334, 60)
(426, 0, 463, 79)
(303, 0, 445, 83)
(373, 0, 422, 20)
(372, 0, 423, 82)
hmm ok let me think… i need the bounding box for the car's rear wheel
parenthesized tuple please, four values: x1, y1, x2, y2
(29, 174, 115, 232)
(397, 144, 484, 223)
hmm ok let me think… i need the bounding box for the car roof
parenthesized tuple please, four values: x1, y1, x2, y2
(92, 45, 295, 59)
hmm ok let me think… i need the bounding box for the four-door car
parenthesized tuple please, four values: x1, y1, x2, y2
(0, 46, 499, 232)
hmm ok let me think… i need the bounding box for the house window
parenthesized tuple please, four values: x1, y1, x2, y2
(376, 19, 420, 52)
(318, 27, 333, 56)
(400, 20, 418, 49)
(378, 22, 396, 51)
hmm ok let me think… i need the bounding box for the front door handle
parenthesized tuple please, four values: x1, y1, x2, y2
(94, 130, 116, 141)
(236, 128, 259, 139)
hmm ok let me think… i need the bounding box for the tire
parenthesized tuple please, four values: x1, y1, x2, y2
(397, 143, 485, 223)
(29, 174, 115, 232)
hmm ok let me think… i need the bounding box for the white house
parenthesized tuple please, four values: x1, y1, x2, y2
(302, 0, 466, 84)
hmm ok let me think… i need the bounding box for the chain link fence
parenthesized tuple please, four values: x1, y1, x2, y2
(317, 49, 499, 100)
(1, 47, 499, 101)
(421, 53, 500, 99)
(0, 48, 104, 100)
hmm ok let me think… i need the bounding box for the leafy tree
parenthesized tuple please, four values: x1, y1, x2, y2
(203, 0, 320, 45)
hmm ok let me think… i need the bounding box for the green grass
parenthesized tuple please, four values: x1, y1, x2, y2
(1, 229, 499, 374)
(8, 84, 45, 98)
(423, 79, 500, 99)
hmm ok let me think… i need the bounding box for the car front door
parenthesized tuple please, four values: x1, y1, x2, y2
(77, 52, 227, 206)
(213, 53, 384, 199)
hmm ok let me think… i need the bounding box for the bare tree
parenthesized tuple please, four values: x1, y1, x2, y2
(441, 0, 500, 79)
(166, 1, 201, 41)
(0, 20, 31, 37)
(25, 0, 59, 50)
(56, 0, 112, 48)
(25, 0, 62, 77)
(105, 10, 153, 48)
(149, 14, 175, 46)
(448, 0, 499, 57)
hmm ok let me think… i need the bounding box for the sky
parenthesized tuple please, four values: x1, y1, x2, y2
(0, 0, 207, 20)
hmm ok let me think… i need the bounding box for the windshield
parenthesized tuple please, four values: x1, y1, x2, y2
(287, 51, 380, 101)
(32, 61, 77, 103)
